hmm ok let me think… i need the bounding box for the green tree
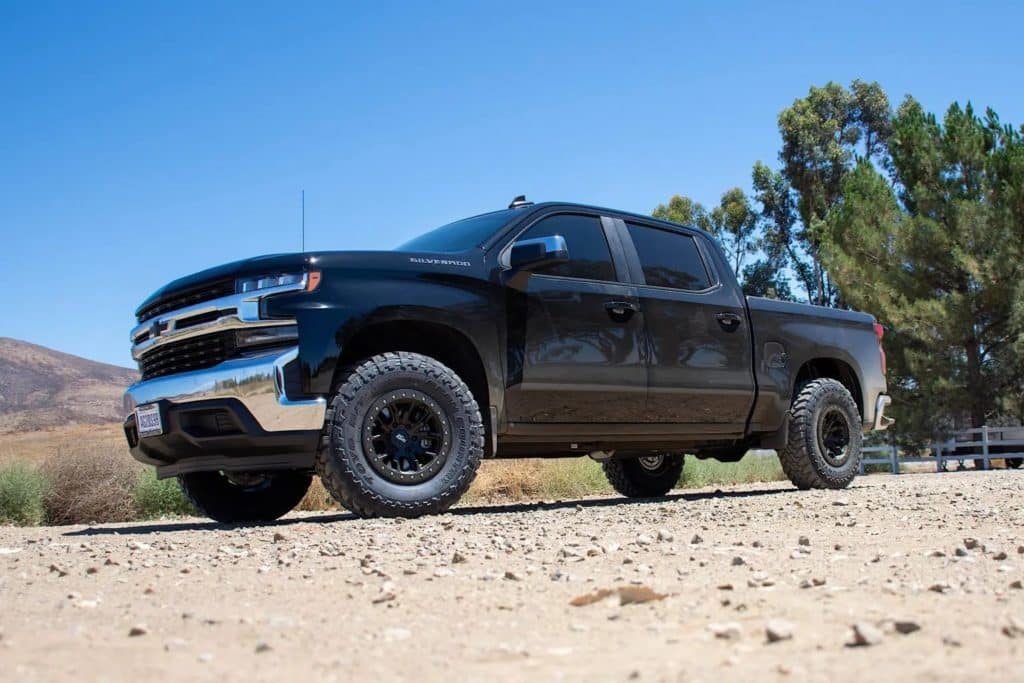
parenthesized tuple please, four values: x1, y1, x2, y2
(755, 80, 892, 306)
(823, 98, 1024, 430)
(653, 189, 761, 287)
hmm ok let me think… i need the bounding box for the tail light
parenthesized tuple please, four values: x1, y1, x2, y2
(873, 322, 886, 376)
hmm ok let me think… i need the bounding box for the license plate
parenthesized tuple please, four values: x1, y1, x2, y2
(135, 404, 164, 438)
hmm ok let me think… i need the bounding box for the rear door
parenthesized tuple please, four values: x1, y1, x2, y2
(615, 219, 755, 428)
(502, 212, 646, 424)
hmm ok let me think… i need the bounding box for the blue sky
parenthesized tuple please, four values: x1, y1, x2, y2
(2, 1, 1023, 367)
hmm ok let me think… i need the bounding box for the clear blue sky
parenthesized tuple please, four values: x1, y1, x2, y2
(2, 1, 1022, 367)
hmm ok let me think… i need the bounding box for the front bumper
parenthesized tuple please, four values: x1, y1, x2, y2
(123, 347, 326, 477)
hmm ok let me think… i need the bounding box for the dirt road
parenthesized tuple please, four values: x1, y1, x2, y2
(2, 471, 1023, 682)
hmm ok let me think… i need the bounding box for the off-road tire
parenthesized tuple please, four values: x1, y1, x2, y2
(178, 470, 311, 524)
(602, 453, 684, 498)
(315, 352, 484, 518)
(1004, 457, 1022, 469)
(778, 378, 862, 490)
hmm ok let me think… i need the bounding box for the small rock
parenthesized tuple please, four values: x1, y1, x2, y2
(1009, 580, 1022, 590)
(128, 624, 149, 637)
(832, 498, 850, 506)
(452, 551, 467, 564)
(892, 620, 921, 635)
(164, 638, 187, 652)
(849, 622, 883, 647)
(272, 532, 287, 543)
(942, 635, 961, 647)
(127, 541, 150, 551)
(991, 551, 1008, 561)
(636, 534, 653, 546)
(433, 567, 454, 578)
(1003, 617, 1024, 639)
(954, 547, 969, 557)
(504, 570, 523, 581)
(928, 583, 952, 594)
(382, 627, 412, 642)
(254, 642, 272, 653)
(765, 619, 794, 643)
(657, 529, 674, 543)
(372, 591, 396, 604)
(708, 622, 742, 640)
(691, 534, 704, 544)
(731, 556, 745, 566)
(49, 564, 68, 577)
(198, 653, 214, 663)
(963, 538, 979, 550)
(798, 536, 810, 547)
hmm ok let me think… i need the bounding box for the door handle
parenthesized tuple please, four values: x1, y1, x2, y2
(716, 312, 742, 330)
(605, 300, 638, 322)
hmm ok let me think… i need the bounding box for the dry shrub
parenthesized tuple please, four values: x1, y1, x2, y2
(466, 460, 550, 502)
(41, 444, 141, 525)
(296, 477, 338, 512)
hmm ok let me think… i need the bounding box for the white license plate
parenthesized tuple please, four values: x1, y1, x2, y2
(135, 404, 164, 437)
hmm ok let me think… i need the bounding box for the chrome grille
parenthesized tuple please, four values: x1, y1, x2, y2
(138, 331, 235, 380)
(136, 279, 236, 323)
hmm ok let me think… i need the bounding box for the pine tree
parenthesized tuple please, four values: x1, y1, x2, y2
(823, 98, 1024, 432)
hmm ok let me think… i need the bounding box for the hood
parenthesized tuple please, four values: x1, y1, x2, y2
(135, 249, 480, 316)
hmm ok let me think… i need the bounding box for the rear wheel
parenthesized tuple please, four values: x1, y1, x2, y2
(602, 453, 684, 498)
(778, 379, 862, 489)
(178, 470, 311, 523)
(316, 352, 484, 518)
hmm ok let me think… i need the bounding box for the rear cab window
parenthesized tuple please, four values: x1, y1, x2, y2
(625, 222, 712, 291)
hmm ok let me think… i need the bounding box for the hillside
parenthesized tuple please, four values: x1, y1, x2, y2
(0, 337, 137, 432)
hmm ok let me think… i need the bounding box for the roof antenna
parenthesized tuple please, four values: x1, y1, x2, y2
(508, 194, 533, 209)
(301, 190, 305, 252)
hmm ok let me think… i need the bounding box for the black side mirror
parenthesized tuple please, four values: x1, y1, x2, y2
(509, 235, 569, 271)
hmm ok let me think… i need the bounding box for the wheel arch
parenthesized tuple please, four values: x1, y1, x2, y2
(794, 357, 864, 419)
(336, 320, 494, 455)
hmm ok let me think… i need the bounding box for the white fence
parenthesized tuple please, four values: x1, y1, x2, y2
(859, 426, 1024, 474)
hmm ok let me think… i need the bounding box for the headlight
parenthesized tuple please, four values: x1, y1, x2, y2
(236, 272, 304, 293)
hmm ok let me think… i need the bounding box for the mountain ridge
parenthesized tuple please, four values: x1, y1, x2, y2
(0, 337, 138, 432)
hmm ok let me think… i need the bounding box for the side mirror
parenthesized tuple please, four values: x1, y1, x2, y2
(509, 235, 569, 271)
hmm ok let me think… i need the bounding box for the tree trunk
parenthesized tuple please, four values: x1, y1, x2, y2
(965, 338, 986, 428)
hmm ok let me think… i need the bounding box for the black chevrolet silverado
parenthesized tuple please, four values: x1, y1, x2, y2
(124, 198, 892, 522)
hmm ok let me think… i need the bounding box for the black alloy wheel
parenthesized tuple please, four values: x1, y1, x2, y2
(363, 390, 451, 485)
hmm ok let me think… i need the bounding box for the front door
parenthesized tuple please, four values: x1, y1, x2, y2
(618, 219, 755, 428)
(503, 213, 646, 423)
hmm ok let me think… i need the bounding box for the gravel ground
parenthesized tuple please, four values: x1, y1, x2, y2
(2, 471, 1023, 682)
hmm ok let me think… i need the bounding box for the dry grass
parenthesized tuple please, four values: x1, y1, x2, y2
(465, 459, 612, 503)
(296, 477, 339, 512)
(40, 444, 141, 525)
(0, 424, 128, 466)
(0, 425, 787, 523)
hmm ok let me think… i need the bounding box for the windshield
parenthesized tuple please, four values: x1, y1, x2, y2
(397, 209, 517, 252)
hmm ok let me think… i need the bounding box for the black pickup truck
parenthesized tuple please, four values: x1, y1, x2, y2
(124, 198, 891, 522)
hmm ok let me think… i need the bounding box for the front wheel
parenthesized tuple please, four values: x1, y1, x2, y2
(178, 470, 311, 523)
(602, 453, 684, 498)
(316, 352, 484, 518)
(778, 378, 862, 489)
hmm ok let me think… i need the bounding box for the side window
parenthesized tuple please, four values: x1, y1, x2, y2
(517, 214, 617, 282)
(626, 223, 712, 291)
